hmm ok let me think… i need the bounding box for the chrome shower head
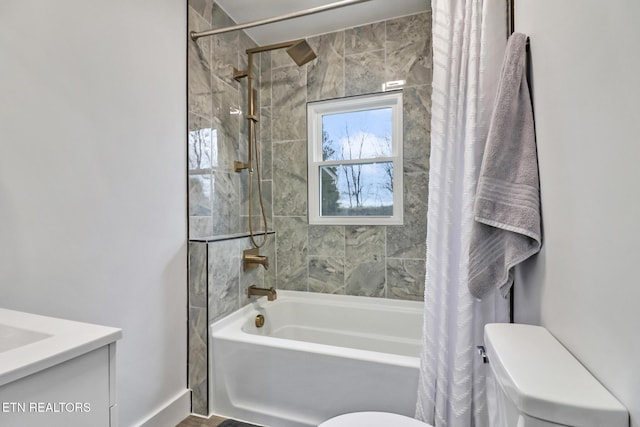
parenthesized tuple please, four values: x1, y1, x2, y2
(286, 40, 317, 66)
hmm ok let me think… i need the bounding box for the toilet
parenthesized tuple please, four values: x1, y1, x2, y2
(483, 323, 628, 426)
(318, 411, 431, 427)
(319, 323, 628, 427)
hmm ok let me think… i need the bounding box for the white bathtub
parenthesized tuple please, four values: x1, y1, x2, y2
(209, 290, 423, 427)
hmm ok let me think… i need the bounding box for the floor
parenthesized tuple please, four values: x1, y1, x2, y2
(176, 415, 228, 427)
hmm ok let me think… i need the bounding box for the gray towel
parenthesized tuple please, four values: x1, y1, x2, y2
(468, 33, 541, 299)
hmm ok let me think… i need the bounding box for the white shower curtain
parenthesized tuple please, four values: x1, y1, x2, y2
(416, 1, 510, 426)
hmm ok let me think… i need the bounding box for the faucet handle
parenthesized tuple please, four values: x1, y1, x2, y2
(243, 248, 269, 271)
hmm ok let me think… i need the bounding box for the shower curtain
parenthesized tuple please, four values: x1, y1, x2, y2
(416, 0, 510, 426)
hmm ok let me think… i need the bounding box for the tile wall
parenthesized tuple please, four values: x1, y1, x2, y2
(188, 235, 274, 414)
(187, 1, 432, 415)
(187, 1, 274, 414)
(264, 12, 433, 301)
(188, 1, 271, 239)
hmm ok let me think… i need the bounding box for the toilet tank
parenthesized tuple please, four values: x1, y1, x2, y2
(484, 324, 628, 427)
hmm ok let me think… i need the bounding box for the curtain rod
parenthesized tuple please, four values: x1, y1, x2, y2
(508, 0, 515, 37)
(190, 0, 374, 41)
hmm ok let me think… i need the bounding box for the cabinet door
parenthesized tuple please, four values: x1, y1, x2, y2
(0, 347, 110, 427)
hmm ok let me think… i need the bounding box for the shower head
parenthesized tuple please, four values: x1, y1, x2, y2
(247, 39, 317, 67)
(286, 40, 317, 66)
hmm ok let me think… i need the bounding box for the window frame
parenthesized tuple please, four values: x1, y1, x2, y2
(307, 91, 404, 225)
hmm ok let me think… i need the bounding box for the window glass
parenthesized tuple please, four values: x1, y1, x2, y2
(308, 92, 403, 225)
(321, 108, 393, 161)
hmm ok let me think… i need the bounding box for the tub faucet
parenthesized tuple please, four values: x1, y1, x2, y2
(243, 248, 269, 271)
(247, 285, 277, 301)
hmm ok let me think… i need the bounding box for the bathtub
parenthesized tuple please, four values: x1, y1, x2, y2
(209, 290, 423, 427)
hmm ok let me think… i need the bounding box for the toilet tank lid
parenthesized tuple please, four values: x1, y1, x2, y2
(484, 324, 628, 427)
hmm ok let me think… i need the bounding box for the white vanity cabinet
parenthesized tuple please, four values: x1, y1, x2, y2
(0, 309, 122, 427)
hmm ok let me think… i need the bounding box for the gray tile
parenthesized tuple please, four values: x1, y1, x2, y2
(345, 21, 385, 55)
(240, 215, 266, 235)
(386, 221, 426, 260)
(273, 140, 308, 216)
(262, 179, 273, 227)
(241, 176, 272, 230)
(262, 235, 277, 290)
(345, 50, 385, 96)
(274, 217, 308, 291)
(386, 12, 431, 47)
(403, 85, 432, 174)
(188, 79, 212, 121)
(345, 226, 386, 297)
(188, 306, 208, 415)
(188, 0, 212, 24)
(385, 12, 432, 87)
(211, 170, 240, 235)
(208, 239, 241, 322)
(403, 171, 429, 224)
(188, 7, 212, 65)
(387, 259, 425, 301)
(238, 83, 250, 159)
(188, 8, 212, 117)
(345, 225, 385, 260)
(211, 4, 239, 87)
(309, 257, 345, 294)
(211, 76, 240, 170)
(260, 52, 272, 107)
(189, 216, 213, 239)
(272, 66, 306, 141)
(259, 107, 273, 180)
(238, 32, 257, 60)
(307, 32, 345, 102)
(239, 171, 257, 216)
(189, 173, 212, 216)
(345, 261, 385, 297)
(188, 113, 214, 171)
(308, 225, 345, 257)
(189, 242, 208, 308)
(386, 173, 428, 259)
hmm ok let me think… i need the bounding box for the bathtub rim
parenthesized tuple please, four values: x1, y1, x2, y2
(210, 290, 423, 369)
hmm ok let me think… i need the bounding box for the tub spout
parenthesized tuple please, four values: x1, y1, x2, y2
(247, 285, 277, 301)
(243, 248, 269, 271)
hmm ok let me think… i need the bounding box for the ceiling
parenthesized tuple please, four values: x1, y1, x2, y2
(214, 0, 430, 45)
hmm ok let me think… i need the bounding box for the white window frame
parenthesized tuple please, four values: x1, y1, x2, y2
(307, 91, 403, 225)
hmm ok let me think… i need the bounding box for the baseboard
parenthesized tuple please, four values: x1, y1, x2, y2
(137, 389, 191, 427)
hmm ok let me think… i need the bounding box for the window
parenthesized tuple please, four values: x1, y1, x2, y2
(307, 92, 403, 225)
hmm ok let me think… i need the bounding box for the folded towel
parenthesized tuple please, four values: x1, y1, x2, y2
(468, 33, 541, 299)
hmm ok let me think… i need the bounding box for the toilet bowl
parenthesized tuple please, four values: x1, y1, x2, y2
(318, 411, 431, 427)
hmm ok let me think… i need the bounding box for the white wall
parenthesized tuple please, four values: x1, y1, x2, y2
(514, 0, 640, 425)
(0, 1, 188, 426)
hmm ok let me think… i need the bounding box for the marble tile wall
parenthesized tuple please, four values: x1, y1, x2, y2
(187, 5, 432, 415)
(188, 1, 271, 240)
(265, 12, 433, 302)
(188, 234, 275, 415)
(187, 2, 275, 415)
